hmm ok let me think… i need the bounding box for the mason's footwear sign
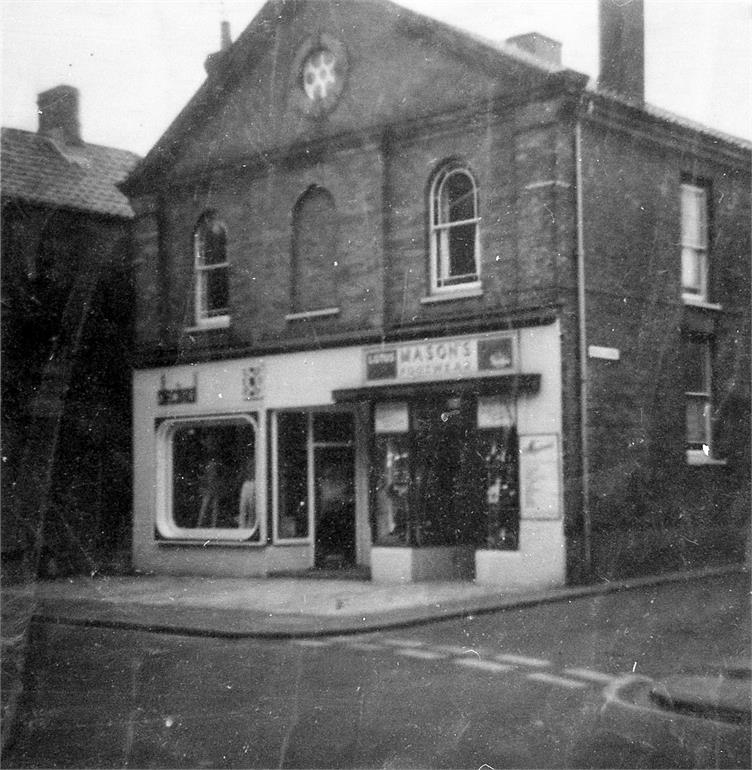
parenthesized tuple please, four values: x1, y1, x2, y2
(365, 333, 515, 384)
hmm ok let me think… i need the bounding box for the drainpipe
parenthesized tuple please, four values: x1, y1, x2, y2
(575, 114, 592, 577)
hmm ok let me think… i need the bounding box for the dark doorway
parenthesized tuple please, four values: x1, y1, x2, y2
(314, 444, 356, 568)
(411, 396, 485, 546)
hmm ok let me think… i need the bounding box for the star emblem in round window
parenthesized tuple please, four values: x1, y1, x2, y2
(292, 34, 348, 117)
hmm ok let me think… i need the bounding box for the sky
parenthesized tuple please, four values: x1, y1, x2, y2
(1, 0, 750, 157)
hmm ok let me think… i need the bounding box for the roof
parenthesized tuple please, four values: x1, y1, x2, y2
(122, 0, 582, 193)
(592, 86, 752, 154)
(123, 0, 750, 192)
(1, 127, 140, 218)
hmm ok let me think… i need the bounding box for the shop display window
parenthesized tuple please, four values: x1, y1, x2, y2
(374, 435, 412, 545)
(157, 416, 259, 541)
(478, 427, 519, 549)
(372, 396, 518, 548)
(276, 412, 310, 540)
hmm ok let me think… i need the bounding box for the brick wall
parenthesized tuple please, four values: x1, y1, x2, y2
(575, 118, 751, 577)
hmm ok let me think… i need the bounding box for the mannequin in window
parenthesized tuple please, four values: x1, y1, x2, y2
(197, 455, 221, 528)
(238, 457, 257, 533)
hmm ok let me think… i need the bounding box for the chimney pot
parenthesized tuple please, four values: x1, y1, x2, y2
(37, 85, 82, 146)
(220, 20, 232, 51)
(506, 32, 562, 67)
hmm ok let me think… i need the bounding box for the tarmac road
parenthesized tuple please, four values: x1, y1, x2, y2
(3, 571, 749, 768)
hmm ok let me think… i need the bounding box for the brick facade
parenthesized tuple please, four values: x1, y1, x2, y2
(125, 0, 750, 582)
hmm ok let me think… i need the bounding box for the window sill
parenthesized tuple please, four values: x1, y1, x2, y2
(285, 307, 340, 321)
(420, 287, 484, 304)
(185, 316, 231, 332)
(685, 450, 727, 466)
(682, 296, 722, 311)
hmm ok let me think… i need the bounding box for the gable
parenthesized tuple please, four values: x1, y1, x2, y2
(127, 0, 564, 188)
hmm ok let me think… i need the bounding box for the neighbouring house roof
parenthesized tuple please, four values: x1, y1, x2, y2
(1, 126, 140, 218)
(591, 86, 752, 154)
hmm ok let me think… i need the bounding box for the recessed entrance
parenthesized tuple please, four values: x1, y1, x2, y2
(314, 444, 355, 568)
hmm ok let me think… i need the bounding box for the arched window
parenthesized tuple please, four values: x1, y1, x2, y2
(193, 211, 229, 328)
(291, 186, 337, 312)
(429, 163, 480, 292)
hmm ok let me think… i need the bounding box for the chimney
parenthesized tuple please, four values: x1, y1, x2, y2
(220, 20, 232, 51)
(505, 32, 562, 67)
(598, 0, 645, 103)
(205, 21, 232, 75)
(37, 85, 82, 146)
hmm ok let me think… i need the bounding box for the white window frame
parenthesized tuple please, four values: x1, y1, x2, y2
(156, 414, 262, 542)
(684, 339, 718, 464)
(271, 411, 315, 545)
(193, 213, 230, 330)
(681, 183, 709, 304)
(271, 409, 355, 545)
(429, 164, 481, 295)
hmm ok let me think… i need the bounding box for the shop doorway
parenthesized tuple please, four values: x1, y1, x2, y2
(314, 444, 356, 568)
(411, 396, 486, 547)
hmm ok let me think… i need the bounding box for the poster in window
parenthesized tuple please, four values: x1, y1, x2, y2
(519, 434, 561, 519)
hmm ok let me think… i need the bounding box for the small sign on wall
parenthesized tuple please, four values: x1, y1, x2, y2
(519, 434, 561, 519)
(242, 364, 265, 400)
(158, 372, 197, 405)
(477, 396, 515, 429)
(374, 401, 409, 434)
(588, 345, 620, 361)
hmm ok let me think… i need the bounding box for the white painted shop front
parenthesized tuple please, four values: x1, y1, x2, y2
(132, 320, 565, 589)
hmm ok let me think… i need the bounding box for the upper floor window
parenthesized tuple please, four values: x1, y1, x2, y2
(684, 337, 713, 459)
(291, 186, 337, 313)
(429, 162, 481, 294)
(193, 211, 229, 328)
(681, 183, 709, 303)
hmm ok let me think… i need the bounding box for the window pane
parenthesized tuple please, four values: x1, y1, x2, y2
(686, 397, 709, 445)
(478, 428, 519, 550)
(681, 185, 707, 248)
(206, 267, 229, 315)
(446, 171, 475, 223)
(681, 246, 702, 293)
(448, 222, 477, 278)
(374, 435, 411, 545)
(203, 222, 227, 265)
(313, 412, 354, 444)
(172, 422, 255, 530)
(277, 412, 309, 538)
(684, 340, 708, 392)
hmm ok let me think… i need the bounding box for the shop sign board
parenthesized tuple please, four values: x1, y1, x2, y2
(519, 434, 561, 519)
(364, 333, 515, 385)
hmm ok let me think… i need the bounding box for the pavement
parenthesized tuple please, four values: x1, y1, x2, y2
(2, 562, 746, 639)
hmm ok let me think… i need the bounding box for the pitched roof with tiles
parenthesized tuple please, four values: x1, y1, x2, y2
(1, 127, 140, 218)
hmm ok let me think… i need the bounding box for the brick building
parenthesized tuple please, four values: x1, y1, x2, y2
(122, 0, 750, 587)
(1, 86, 140, 575)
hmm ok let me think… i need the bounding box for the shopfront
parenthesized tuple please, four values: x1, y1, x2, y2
(132, 322, 565, 588)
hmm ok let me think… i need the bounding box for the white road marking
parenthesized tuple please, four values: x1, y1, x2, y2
(527, 672, 589, 689)
(455, 659, 514, 674)
(496, 653, 550, 668)
(395, 648, 447, 660)
(562, 667, 616, 684)
(294, 639, 331, 647)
